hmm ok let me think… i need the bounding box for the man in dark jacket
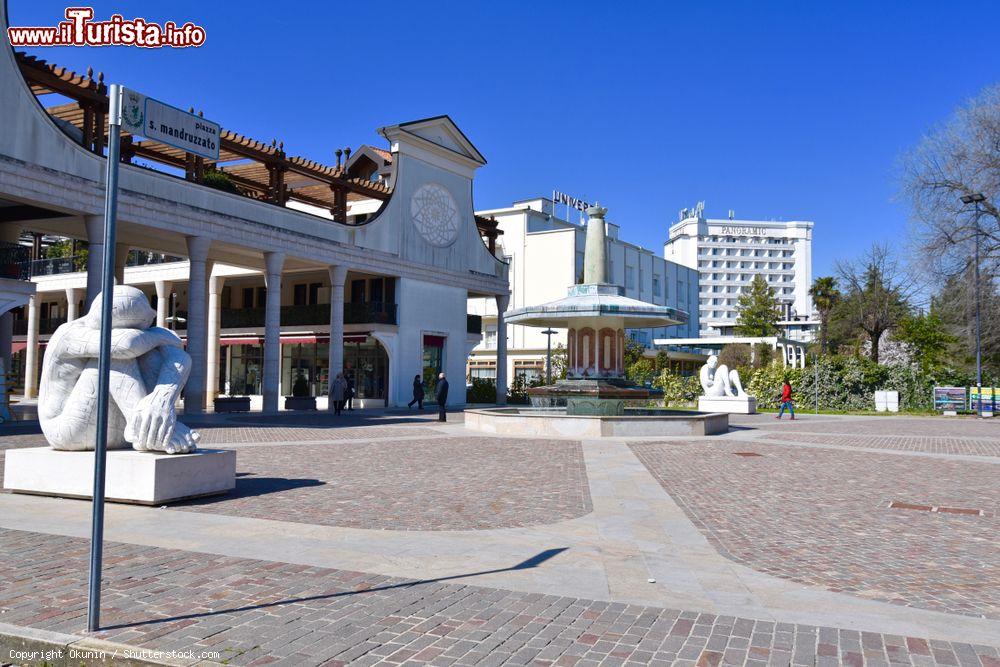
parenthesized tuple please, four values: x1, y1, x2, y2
(436, 372, 449, 422)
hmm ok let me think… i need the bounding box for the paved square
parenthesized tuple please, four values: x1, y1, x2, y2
(175, 436, 592, 531)
(1, 412, 998, 665)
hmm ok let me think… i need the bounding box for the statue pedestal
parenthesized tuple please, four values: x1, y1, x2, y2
(698, 395, 757, 415)
(3, 447, 236, 505)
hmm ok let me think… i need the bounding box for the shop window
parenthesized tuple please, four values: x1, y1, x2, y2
(422, 334, 446, 394)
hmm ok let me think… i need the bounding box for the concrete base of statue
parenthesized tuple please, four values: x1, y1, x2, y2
(3, 447, 236, 505)
(698, 395, 757, 415)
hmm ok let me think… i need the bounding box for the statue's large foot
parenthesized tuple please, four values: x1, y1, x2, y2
(139, 423, 200, 454)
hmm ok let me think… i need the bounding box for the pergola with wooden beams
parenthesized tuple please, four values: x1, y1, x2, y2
(14, 51, 502, 252)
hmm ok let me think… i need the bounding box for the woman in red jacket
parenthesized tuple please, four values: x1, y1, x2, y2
(776, 380, 795, 420)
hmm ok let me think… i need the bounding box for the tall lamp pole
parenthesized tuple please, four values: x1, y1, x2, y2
(542, 329, 557, 384)
(960, 193, 986, 417)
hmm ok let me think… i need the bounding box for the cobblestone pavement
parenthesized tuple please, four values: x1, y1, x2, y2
(629, 439, 1000, 620)
(196, 424, 437, 445)
(743, 415, 1000, 438)
(757, 432, 1000, 457)
(1, 529, 997, 667)
(175, 437, 593, 531)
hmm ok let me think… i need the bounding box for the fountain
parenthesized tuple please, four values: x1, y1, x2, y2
(465, 205, 729, 437)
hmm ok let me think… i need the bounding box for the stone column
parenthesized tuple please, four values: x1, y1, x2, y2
(154, 280, 172, 329)
(206, 274, 225, 402)
(84, 214, 104, 307)
(263, 252, 284, 413)
(23, 293, 40, 399)
(114, 243, 130, 285)
(327, 265, 348, 411)
(495, 294, 509, 405)
(65, 287, 82, 322)
(184, 236, 211, 415)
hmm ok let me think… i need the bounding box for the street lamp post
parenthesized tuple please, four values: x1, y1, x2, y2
(960, 193, 986, 417)
(542, 329, 557, 384)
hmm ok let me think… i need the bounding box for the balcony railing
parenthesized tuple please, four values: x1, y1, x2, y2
(344, 301, 397, 325)
(0, 242, 31, 281)
(13, 317, 66, 336)
(31, 256, 84, 276)
(31, 251, 185, 277)
(220, 302, 397, 329)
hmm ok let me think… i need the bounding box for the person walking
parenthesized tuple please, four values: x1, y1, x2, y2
(345, 374, 355, 411)
(407, 374, 425, 409)
(330, 372, 347, 416)
(436, 372, 449, 422)
(775, 379, 795, 420)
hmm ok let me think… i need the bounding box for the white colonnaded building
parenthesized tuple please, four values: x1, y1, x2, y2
(0, 14, 512, 413)
(663, 202, 818, 343)
(468, 196, 702, 385)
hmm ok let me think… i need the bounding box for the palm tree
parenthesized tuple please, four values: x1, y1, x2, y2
(809, 276, 841, 354)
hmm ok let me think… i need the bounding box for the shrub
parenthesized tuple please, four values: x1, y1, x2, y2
(654, 369, 700, 406)
(467, 377, 496, 403)
(201, 169, 240, 194)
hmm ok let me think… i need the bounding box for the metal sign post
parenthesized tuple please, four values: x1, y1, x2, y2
(87, 83, 123, 633)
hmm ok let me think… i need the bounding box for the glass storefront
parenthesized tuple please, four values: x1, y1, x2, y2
(344, 337, 388, 400)
(226, 344, 262, 395)
(280, 342, 329, 397)
(422, 334, 445, 394)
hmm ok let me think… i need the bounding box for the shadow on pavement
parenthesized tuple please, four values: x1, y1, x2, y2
(100, 547, 569, 631)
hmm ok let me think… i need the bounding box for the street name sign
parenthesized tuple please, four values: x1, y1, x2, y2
(121, 88, 220, 160)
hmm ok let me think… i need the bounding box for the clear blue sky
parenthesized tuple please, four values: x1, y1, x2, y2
(9, 0, 1000, 277)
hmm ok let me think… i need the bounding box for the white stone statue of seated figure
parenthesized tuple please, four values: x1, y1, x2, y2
(38, 285, 200, 454)
(700, 354, 746, 398)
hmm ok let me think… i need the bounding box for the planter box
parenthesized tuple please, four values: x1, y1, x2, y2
(214, 396, 251, 413)
(284, 396, 317, 411)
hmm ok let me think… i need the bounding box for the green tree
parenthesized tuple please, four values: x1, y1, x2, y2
(626, 357, 656, 386)
(735, 275, 782, 337)
(836, 243, 915, 364)
(549, 343, 568, 381)
(895, 309, 955, 373)
(809, 276, 841, 354)
(623, 337, 645, 368)
(654, 349, 669, 372)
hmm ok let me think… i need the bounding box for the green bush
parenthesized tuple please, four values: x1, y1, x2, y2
(745, 354, 971, 412)
(467, 377, 495, 403)
(653, 369, 700, 406)
(201, 169, 240, 194)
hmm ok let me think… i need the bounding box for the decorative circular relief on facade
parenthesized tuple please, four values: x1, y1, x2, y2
(410, 183, 460, 247)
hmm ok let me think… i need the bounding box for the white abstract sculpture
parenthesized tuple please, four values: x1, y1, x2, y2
(38, 286, 200, 454)
(700, 354, 746, 398)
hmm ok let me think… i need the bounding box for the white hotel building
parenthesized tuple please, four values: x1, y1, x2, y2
(468, 198, 702, 383)
(663, 205, 818, 342)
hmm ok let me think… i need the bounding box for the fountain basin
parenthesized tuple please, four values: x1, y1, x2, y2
(465, 406, 729, 438)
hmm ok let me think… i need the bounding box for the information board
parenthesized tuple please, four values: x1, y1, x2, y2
(933, 386, 967, 413)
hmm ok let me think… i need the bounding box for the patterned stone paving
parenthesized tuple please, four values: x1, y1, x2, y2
(746, 416, 1000, 438)
(174, 437, 593, 531)
(758, 432, 1000, 457)
(1, 529, 996, 667)
(629, 439, 1000, 620)
(196, 424, 435, 445)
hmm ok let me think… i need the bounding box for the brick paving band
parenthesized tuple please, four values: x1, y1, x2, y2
(755, 432, 1000, 457)
(629, 440, 1000, 620)
(1, 528, 997, 667)
(173, 436, 593, 531)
